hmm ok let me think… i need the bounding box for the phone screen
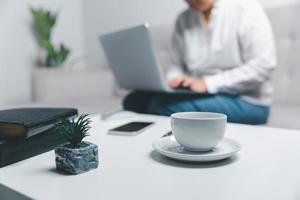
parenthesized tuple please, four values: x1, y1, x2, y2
(109, 122, 154, 133)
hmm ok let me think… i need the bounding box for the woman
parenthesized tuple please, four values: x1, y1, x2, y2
(123, 0, 276, 124)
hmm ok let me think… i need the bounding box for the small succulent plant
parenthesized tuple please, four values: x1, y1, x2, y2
(55, 114, 92, 147)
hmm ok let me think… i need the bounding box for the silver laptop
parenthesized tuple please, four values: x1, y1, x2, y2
(99, 23, 193, 94)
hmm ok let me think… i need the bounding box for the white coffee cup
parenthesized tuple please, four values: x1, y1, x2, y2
(171, 112, 227, 151)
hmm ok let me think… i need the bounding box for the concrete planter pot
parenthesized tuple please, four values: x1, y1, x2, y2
(55, 141, 99, 175)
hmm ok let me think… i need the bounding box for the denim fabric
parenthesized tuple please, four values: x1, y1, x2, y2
(123, 91, 270, 125)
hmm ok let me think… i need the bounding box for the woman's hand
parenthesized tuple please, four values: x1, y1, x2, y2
(168, 76, 208, 93)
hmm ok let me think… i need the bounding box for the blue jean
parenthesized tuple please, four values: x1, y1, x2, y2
(123, 91, 270, 125)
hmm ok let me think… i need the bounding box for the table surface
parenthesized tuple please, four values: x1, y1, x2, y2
(0, 113, 300, 200)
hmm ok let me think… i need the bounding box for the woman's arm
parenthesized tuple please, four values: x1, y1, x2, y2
(203, 2, 277, 94)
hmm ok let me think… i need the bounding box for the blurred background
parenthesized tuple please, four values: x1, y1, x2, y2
(0, 0, 300, 129)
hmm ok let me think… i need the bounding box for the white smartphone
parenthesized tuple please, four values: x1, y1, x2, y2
(108, 121, 154, 136)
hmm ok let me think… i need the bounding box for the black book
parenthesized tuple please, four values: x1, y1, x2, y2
(0, 127, 67, 168)
(0, 108, 78, 140)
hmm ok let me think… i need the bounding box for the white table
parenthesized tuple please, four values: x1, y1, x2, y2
(1, 113, 300, 200)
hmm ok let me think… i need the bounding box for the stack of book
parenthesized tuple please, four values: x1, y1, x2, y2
(0, 108, 78, 168)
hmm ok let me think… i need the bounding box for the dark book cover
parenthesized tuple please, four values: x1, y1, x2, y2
(0, 108, 78, 139)
(0, 127, 67, 168)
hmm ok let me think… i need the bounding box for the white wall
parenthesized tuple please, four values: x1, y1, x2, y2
(0, 0, 34, 105)
(0, 0, 85, 105)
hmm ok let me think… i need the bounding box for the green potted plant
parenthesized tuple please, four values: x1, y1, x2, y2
(55, 114, 99, 175)
(30, 7, 104, 103)
(31, 7, 71, 67)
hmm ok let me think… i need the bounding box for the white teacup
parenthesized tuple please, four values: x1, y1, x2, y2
(171, 112, 227, 152)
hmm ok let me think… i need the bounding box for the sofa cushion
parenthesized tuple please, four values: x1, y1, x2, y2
(32, 68, 118, 102)
(271, 39, 300, 105)
(268, 104, 300, 130)
(149, 26, 174, 72)
(266, 5, 300, 105)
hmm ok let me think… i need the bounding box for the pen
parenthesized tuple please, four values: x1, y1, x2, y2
(161, 131, 172, 138)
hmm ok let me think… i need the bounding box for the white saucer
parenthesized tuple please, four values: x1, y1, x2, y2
(152, 136, 241, 162)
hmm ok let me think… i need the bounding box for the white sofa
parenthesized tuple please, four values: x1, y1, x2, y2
(2, 5, 299, 130)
